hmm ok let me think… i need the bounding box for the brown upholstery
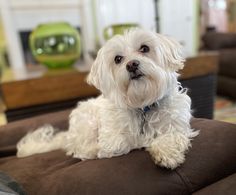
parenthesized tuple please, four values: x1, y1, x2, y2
(219, 49, 236, 78)
(0, 110, 236, 194)
(193, 173, 236, 195)
(202, 32, 236, 99)
(202, 32, 236, 50)
(217, 76, 236, 99)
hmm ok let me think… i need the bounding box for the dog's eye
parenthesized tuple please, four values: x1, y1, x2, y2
(139, 45, 150, 53)
(114, 55, 123, 64)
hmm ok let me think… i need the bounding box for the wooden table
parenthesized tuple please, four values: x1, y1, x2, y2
(1, 52, 218, 121)
(2, 68, 98, 110)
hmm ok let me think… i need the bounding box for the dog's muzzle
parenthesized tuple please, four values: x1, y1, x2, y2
(126, 60, 144, 80)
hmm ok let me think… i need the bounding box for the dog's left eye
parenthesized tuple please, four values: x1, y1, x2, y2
(139, 45, 150, 53)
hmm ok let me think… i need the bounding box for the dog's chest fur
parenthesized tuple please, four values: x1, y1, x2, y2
(96, 96, 171, 146)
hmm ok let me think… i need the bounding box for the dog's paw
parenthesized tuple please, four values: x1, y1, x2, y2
(148, 147, 185, 169)
(147, 132, 191, 169)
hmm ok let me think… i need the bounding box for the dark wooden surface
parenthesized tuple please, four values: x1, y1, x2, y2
(1, 71, 99, 109)
(179, 52, 218, 80)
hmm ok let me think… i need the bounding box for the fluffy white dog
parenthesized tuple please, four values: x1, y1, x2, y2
(17, 29, 198, 169)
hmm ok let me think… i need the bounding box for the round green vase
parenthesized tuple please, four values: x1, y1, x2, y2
(30, 22, 81, 69)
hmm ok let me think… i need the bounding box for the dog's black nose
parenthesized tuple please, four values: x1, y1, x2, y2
(126, 60, 140, 73)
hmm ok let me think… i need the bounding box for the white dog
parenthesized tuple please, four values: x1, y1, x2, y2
(17, 29, 198, 169)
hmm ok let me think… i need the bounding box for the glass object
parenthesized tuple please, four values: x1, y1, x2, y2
(30, 22, 81, 68)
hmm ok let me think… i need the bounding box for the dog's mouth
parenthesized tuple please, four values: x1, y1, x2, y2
(130, 71, 144, 80)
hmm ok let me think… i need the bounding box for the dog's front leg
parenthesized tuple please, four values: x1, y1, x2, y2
(97, 132, 132, 159)
(147, 131, 191, 169)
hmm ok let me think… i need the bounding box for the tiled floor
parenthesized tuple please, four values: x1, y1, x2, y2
(214, 96, 236, 124)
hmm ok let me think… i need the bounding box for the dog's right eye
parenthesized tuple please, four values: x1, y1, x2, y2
(114, 55, 123, 64)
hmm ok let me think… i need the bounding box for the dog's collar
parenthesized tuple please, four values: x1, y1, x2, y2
(139, 102, 158, 114)
(137, 102, 158, 134)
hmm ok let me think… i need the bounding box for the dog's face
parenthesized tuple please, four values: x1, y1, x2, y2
(87, 29, 185, 109)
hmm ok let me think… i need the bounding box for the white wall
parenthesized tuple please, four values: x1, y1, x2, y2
(94, 0, 156, 44)
(1, 0, 198, 66)
(1, 0, 95, 66)
(8, 0, 156, 46)
(9, 0, 81, 30)
(159, 0, 198, 57)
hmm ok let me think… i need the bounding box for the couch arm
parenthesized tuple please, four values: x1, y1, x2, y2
(202, 32, 236, 50)
(193, 173, 236, 195)
(0, 109, 71, 149)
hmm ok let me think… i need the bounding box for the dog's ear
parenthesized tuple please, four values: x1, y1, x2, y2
(156, 34, 185, 71)
(87, 48, 103, 90)
(87, 47, 114, 96)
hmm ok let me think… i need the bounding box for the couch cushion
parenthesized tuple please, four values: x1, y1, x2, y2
(176, 118, 236, 193)
(0, 150, 189, 195)
(217, 75, 236, 99)
(202, 32, 236, 50)
(193, 173, 236, 195)
(0, 114, 236, 194)
(0, 109, 71, 152)
(219, 49, 236, 78)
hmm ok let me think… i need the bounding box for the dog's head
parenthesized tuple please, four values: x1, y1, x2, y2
(87, 29, 184, 109)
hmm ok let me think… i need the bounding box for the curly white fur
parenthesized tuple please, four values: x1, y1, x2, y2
(17, 29, 198, 169)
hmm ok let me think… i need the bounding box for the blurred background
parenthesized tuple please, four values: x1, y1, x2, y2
(0, 0, 236, 125)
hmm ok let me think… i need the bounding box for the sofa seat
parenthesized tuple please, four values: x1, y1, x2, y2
(0, 110, 236, 195)
(202, 32, 236, 99)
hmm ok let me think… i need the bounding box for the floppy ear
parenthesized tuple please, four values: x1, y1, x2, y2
(87, 48, 104, 90)
(156, 34, 185, 71)
(87, 47, 114, 96)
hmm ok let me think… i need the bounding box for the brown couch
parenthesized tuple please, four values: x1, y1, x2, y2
(202, 32, 236, 99)
(0, 109, 236, 195)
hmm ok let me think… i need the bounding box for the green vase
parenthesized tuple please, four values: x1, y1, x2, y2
(30, 22, 81, 69)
